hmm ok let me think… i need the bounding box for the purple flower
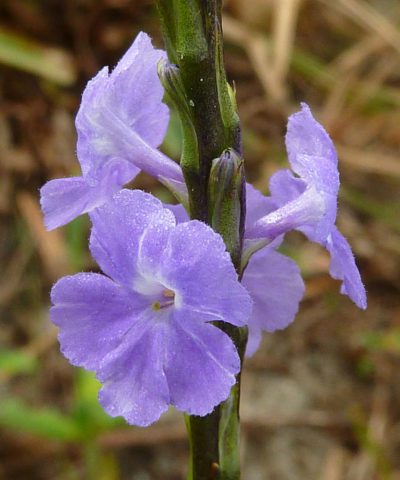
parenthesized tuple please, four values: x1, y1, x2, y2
(40, 32, 183, 230)
(246, 104, 367, 309)
(50, 189, 252, 426)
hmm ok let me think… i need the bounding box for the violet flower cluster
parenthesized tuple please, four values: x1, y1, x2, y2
(41, 32, 366, 427)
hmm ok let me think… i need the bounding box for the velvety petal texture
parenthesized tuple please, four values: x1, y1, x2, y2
(41, 32, 183, 230)
(51, 189, 251, 426)
(246, 103, 366, 309)
(242, 247, 305, 356)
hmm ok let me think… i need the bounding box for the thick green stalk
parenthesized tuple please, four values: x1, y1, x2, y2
(157, 1, 246, 478)
(157, 0, 239, 221)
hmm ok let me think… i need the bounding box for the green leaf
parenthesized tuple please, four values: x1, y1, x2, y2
(0, 398, 82, 441)
(0, 350, 38, 376)
(66, 215, 90, 270)
(0, 27, 76, 86)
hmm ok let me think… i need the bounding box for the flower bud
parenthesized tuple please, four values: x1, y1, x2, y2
(208, 148, 245, 269)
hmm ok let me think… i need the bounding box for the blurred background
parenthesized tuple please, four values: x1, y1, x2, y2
(1, 0, 399, 478)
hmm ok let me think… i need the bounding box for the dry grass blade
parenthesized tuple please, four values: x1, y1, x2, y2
(349, 385, 391, 480)
(17, 192, 71, 281)
(328, 35, 386, 73)
(337, 145, 400, 178)
(317, 0, 400, 56)
(348, 54, 399, 112)
(0, 247, 32, 306)
(323, 52, 400, 124)
(319, 446, 347, 480)
(272, 0, 302, 102)
(223, 14, 287, 105)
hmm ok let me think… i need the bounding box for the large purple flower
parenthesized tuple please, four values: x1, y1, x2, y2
(246, 104, 367, 309)
(50, 189, 251, 426)
(40, 32, 183, 230)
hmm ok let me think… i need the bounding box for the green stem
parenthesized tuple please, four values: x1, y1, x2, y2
(185, 411, 220, 480)
(216, 325, 248, 480)
(157, 1, 245, 478)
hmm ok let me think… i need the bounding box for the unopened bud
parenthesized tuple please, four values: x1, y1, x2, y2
(158, 60, 190, 118)
(208, 149, 245, 268)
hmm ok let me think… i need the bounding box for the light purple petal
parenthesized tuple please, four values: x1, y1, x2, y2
(74, 67, 109, 177)
(242, 248, 305, 356)
(161, 177, 189, 208)
(139, 220, 252, 326)
(245, 329, 262, 359)
(242, 183, 283, 265)
(245, 183, 277, 234)
(284, 104, 339, 237)
(40, 158, 138, 230)
(267, 168, 335, 240)
(286, 103, 338, 183)
(325, 226, 367, 309)
(165, 203, 189, 224)
(247, 185, 325, 240)
(97, 311, 170, 427)
(164, 313, 240, 416)
(40, 177, 100, 231)
(108, 32, 169, 147)
(89, 189, 175, 287)
(268, 169, 306, 205)
(250, 104, 340, 243)
(76, 32, 183, 183)
(135, 220, 176, 294)
(50, 273, 146, 370)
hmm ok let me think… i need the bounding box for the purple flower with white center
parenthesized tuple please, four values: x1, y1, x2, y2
(40, 32, 183, 230)
(246, 103, 367, 310)
(50, 189, 252, 426)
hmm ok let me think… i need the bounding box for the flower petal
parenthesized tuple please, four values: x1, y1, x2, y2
(165, 203, 189, 224)
(76, 32, 182, 183)
(245, 183, 276, 234)
(242, 248, 305, 356)
(97, 310, 170, 427)
(143, 220, 252, 326)
(286, 103, 338, 184)
(40, 177, 100, 231)
(268, 169, 306, 205)
(89, 189, 175, 287)
(40, 158, 138, 230)
(248, 185, 326, 240)
(325, 226, 367, 309)
(164, 313, 240, 416)
(50, 273, 146, 370)
(108, 32, 169, 148)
